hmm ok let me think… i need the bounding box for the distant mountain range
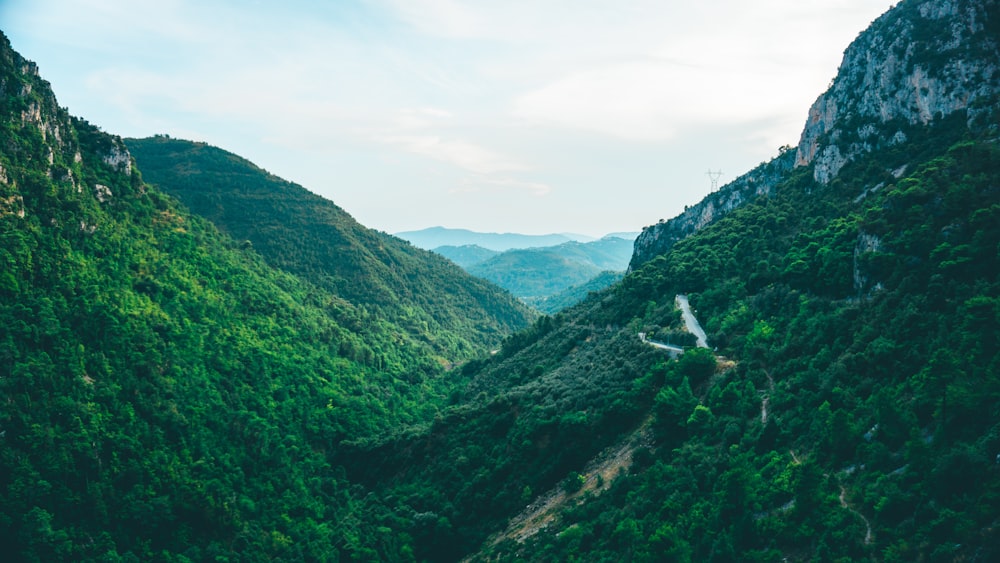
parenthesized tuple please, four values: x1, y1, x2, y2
(396, 226, 639, 252)
(432, 235, 637, 310)
(5, 1, 999, 560)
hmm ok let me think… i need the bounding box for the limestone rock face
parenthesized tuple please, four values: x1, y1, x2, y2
(795, 0, 1000, 183)
(1, 31, 141, 224)
(630, 0, 1000, 270)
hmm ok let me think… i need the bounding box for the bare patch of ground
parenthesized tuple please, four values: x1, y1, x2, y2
(482, 418, 653, 549)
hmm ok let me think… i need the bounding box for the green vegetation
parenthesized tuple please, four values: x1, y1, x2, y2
(0, 32, 524, 560)
(526, 270, 624, 314)
(125, 136, 535, 363)
(431, 244, 499, 268)
(466, 237, 632, 303)
(332, 132, 1000, 562)
(434, 236, 632, 313)
(469, 249, 603, 299)
(3, 0, 1000, 560)
(467, 137, 1000, 562)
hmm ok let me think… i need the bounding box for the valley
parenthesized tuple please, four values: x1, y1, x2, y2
(2, 0, 1000, 561)
(405, 231, 637, 314)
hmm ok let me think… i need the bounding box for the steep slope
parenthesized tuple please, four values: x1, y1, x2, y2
(126, 137, 535, 362)
(485, 137, 1000, 562)
(547, 236, 635, 271)
(631, 0, 1000, 270)
(0, 32, 482, 560)
(343, 1, 1000, 561)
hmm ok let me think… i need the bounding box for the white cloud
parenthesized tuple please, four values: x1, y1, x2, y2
(3, 0, 898, 235)
(454, 175, 552, 196)
(380, 135, 527, 175)
(388, 0, 893, 145)
(511, 55, 823, 141)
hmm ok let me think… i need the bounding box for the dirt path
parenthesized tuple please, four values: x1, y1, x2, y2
(479, 419, 653, 550)
(839, 485, 873, 545)
(759, 368, 775, 425)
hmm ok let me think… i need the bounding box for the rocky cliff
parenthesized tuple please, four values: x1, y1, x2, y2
(796, 0, 1000, 183)
(1, 33, 142, 233)
(630, 0, 1000, 270)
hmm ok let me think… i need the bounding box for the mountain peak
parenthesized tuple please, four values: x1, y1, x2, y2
(631, 0, 1000, 270)
(795, 0, 1000, 183)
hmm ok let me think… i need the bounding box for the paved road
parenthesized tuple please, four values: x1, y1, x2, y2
(638, 332, 684, 355)
(675, 294, 709, 348)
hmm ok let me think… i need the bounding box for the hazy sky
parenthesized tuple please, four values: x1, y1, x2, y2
(2, 0, 896, 236)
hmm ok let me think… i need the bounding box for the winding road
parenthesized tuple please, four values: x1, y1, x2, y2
(675, 294, 709, 348)
(638, 332, 685, 355)
(639, 295, 710, 355)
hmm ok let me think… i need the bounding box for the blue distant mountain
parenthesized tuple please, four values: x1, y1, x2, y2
(396, 226, 613, 252)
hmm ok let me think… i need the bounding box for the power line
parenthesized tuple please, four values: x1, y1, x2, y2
(706, 169, 723, 191)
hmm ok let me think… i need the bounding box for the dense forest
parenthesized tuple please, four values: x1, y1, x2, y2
(336, 126, 1000, 563)
(2, 0, 1000, 561)
(338, 1, 1000, 560)
(125, 136, 535, 361)
(465, 237, 632, 306)
(0, 31, 526, 560)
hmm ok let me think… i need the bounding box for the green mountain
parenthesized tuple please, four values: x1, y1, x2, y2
(466, 237, 633, 300)
(0, 31, 529, 560)
(4, 0, 1000, 561)
(430, 237, 633, 313)
(525, 270, 624, 315)
(468, 249, 602, 299)
(431, 244, 499, 268)
(547, 236, 635, 271)
(338, 1, 1000, 560)
(125, 136, 535, 362)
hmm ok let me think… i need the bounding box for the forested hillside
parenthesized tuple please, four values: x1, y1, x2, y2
(527, 270, 624, 315)
(126, 136, 535, 362)
(342, 135, 1000, 562)
(439, 236, 633, 312)
(3, 0, 1000, 561)
(0, 31, 516, 560)
(340, 1, 1000, 560)
(431, 244, 499, 269)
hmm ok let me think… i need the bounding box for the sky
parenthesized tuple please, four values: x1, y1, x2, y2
(1, 0, 896, 237)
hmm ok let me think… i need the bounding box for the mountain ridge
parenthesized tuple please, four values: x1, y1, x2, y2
(398, 226, 617, 252)
(631, 0, 1000, 270)
(465, 237, 633, 301)
(340, 1, 1000, 560)
(0, 31, 524, 560)
(125, 136, 536, 361)
(2, 0, 1000, 560)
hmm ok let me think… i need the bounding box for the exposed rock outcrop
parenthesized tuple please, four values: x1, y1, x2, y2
(630, 0, 1000, 269)
(0, 31, 140, 226)
(630, 150, 795, 270)
(796, 0, 1000, 184)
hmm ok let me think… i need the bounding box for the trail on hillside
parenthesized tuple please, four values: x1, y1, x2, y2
(475, 419, 653, 553)
(638, 332, 684, 355)
(839, 485, 874, 545)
